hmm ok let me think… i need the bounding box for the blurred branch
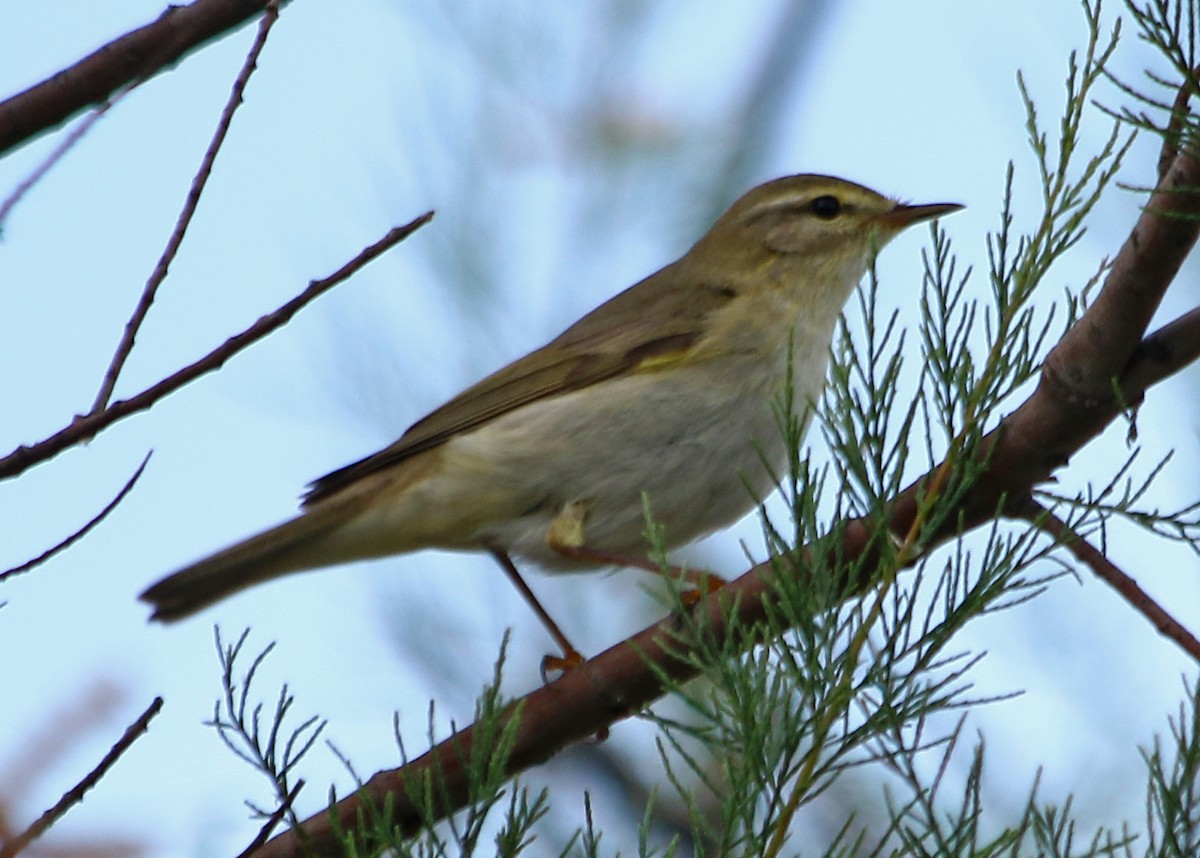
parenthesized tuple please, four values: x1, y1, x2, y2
(251, 140, 1200, 858)
(0, 211, 434, 483)
(0, 0, 290, 156)
(0, 452, 152, 583)
(0, 94, 121, 234)
(0, 697, 163, 858)
(92, 0, 282, 413)
(701, 0, 833, 214)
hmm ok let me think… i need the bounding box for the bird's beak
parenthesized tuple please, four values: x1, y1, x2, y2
(879, 201, 964, 230)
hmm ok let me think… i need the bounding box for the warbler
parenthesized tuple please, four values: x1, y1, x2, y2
(141, 174, 960, 662)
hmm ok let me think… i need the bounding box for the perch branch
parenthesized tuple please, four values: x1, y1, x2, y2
(252, 140, 1200, 858)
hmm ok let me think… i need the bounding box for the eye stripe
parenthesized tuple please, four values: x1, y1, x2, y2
(745, 192, 849, 221)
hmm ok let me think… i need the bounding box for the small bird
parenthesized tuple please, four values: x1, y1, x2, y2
(141, 174, 960, 664)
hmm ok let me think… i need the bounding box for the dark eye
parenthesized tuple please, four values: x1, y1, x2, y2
(810, 195, 841, 219)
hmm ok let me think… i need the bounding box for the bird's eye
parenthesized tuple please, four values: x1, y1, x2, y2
(810, 195, 841, 219)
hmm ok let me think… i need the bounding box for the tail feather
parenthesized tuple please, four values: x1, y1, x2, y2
(140, 507, 355, 622)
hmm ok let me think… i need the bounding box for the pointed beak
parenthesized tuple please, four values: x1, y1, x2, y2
(879, 201, 964, 230)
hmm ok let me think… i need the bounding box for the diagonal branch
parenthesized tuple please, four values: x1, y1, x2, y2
(0, 212, 433, 483)
(0, 452, 152, 583)
(1019, 498, 1200, 661)
(0, 0, 290, 156)
(250, 149, 1200, 858)
(0, 697, 164, 858)
(91, 0, 282, 414)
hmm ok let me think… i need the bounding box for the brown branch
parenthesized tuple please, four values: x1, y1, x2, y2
(1123, 304, 1200, 392)
(252, 137, 1200, 858)
(0, 697, 163, 858)
(0, 211, 433, 483)
(0, 452, 152, 583)
(92, 0, 282, 414)
(0, 0, 291, 156)
(1020, 499, 1200, 661)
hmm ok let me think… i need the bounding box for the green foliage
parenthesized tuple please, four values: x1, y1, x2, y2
(1142, 682, 1200, 857)
(208, 627, 327, 825)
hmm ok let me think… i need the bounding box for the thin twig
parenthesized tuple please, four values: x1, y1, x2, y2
(92, 2, 282, 414)
(0, 91, 125, 234)
(0, 452, 152, 583)
(1021, 498, 1200, 662)
(236, 780, 305, 858)
(0, 683, 124, 791)
(0, 211, 433, 483)
(0, 697, 164, 858)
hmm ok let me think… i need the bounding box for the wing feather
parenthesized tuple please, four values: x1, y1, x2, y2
(303, 266, 735, 504)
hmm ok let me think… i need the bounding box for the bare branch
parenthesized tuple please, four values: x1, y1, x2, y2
(1021, 498, 1200, 661)
(0, 0, 290, 156)
(0, 697, 163, 858)
(92, 0, 282, 413)
(0, 211, 434, 483)
(0, 452, 152, 583)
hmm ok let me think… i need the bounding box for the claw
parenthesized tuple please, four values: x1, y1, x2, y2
(680, 571, 727, 607)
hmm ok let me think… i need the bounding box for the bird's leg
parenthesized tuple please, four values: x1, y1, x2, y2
(546, 500, 726, 602)
(487, 547, 584, 675)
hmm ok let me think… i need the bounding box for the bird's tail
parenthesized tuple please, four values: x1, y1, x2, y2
(140, 504, 360, 622)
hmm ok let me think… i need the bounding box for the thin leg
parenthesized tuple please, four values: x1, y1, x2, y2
(488, 547, 583, 672)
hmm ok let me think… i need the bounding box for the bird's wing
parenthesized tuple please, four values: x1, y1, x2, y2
(302, 267, 736, 504)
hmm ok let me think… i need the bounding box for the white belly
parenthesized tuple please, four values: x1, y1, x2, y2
(423, 341, 830, 570)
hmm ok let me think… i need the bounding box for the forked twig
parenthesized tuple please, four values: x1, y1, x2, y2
(0, 210, 433, 483)
(253, 110, 1200, 858)
(92, 0, 282, 413)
